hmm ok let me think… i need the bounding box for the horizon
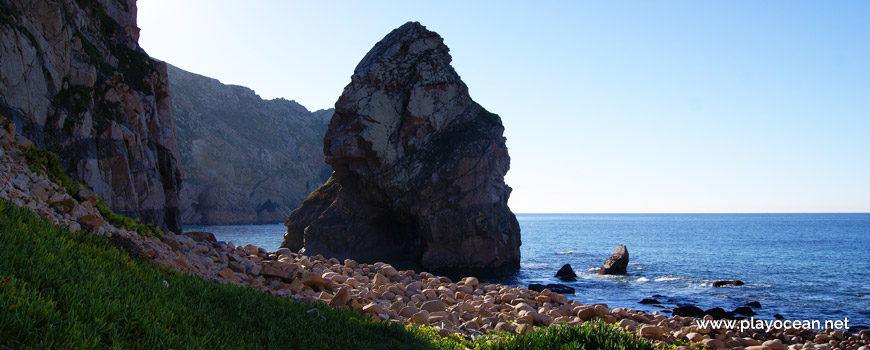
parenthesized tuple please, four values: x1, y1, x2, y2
(138, 1, 870, 214)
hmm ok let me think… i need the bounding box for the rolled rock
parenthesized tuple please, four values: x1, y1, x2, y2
(598, 245, 629, 275)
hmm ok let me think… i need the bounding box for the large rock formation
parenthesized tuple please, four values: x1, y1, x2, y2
(281, 22, 521, 273)
(0, 0, 183, 232)
(167, 64, 331, 225)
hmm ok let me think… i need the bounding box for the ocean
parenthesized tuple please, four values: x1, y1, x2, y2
(185, 213, 870, 328)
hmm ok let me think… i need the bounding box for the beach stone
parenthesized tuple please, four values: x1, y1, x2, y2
(185, 231, 217, 243)
(381, 266, 398, 277)
(261, 261, 297, 280)
(218, 269, 240, 283)
(577, 307, 598, 321)
(494, 322, 515, 332)
(516, 323, 533, 334)
(421, 300, 447, 313)
(741, 338, 763, 346)
(361, 302, 389, 316)
(555, 264, 577, 280)
(598, 245, 629, 275)
(763, 339, 788, 350)
(409, 310, 429, 325)
(745, 346, 771, 350)
(686, 332, 705, 342)
(702, 339, 726, 349)
(373, 273, 388, 286)
(461, 276, 479, 289)
(329, 287, 350, 307)
(712, 280, 744, 287)
(640, 325, 664, 340)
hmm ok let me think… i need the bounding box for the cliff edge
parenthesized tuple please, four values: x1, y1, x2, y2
(0, 0, 183, 232)
(282, 22, 521, 273)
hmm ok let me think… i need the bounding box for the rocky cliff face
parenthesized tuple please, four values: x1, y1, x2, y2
(282, 22, 521, 273)
(167, 64, 331, 225)
(0, 0, 183, 232)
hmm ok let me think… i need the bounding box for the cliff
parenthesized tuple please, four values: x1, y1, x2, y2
(0, 0, 183, 232)
(282, 22, 521, 273)
(167, 64, 331, 225)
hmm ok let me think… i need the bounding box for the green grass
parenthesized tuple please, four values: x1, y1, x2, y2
(18, 146, 162, 237)
(472, 322, 655, 350)
(0, 197, 656, 349)
(0, 199, 459, 349)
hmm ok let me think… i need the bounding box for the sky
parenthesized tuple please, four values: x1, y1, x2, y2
(137, 1, 870, 213)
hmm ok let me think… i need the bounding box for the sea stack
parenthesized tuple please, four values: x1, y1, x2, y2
(598, 245, 629, 275)
(281, 22, 521, 273)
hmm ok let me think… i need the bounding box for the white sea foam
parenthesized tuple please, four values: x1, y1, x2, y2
(654, 277, 682, 282)
(636, 277, 650, 282)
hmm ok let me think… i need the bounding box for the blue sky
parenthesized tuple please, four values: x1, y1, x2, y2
(138, 1, 870, 213)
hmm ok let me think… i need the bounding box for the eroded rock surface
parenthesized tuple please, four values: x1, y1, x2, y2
(0, 0, 183, 232)
(167, 64, 331, 225)
(281, 22, 521, 273)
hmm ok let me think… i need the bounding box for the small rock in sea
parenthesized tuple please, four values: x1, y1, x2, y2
(733, 306, 757, 316)
(528, 283, 575, 294)
(652, 294, 666, 298)
(705, 307, 734, 319)
(555, 264, 577, 281)
(673, 305, 705, 317)
(712, 280, 744, 287)
(773, 314, 784, 320)
(848, 325, 868, 333)
(598, 245, 629, 275)
(745, 301, 762, 308)
(639, 298, 660, 305)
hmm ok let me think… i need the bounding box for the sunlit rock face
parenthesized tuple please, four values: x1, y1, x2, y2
(0, 0, 183, 232)
(282, 22, 521, 273)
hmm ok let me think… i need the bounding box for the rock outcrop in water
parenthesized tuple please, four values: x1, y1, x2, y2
(598, 245, 629, 275)
(281, 22, 521, 273)
(167, 64, 331, 225)
(0, 0, 183, 232)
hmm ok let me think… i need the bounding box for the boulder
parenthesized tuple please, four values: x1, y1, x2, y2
(555, 264, 577, 281)
(184, 231, 217, 243)
(745, 301, 762, 308)
(598, 245, 629, 275)
(280, 22, 521, 272)
(712, 280, 744, 287)
(733, 306, 757, 316)
(639, 298, 660, 305)
(76, 189, 99, 206)
(673, 305, 705, 317)
(704, 307, 734, 319)
(78, 214, 105, 230)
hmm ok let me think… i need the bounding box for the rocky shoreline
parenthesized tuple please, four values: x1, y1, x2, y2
(2, 127, 868, 350)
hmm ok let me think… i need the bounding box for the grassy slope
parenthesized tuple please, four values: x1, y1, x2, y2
(0, 198, 655, 349)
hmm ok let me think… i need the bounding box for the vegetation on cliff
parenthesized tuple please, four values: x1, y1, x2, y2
(0, 198, 653, 349)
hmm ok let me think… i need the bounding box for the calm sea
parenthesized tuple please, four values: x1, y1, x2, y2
(186, 213, 870, 327)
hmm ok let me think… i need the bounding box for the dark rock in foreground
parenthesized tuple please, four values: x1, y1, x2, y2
(598, 245, 629, 275)
(732, 306, 757, 316)
(704, 307, 734, 320)
(712, 280, 744, 287)
(281, 22, 521, 272)
(555, 264, 577, 281)
(639, 298, 660, 305)
(673, 305, 705, 317)
(528, 283, 575, 295)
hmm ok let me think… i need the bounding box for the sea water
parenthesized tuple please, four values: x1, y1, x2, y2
(186, 213, 870, 327)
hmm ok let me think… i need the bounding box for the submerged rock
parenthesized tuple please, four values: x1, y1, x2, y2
(528, 283, 575, 294)
(712, 280, 744, 287)
(281, 22, 521, 272)
(598, 245, 629, 275)
(673, 305, 705, 317)
(555, 264, 577, 281)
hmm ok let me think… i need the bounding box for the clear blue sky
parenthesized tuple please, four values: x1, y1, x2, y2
(138, 1, 870, 213)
